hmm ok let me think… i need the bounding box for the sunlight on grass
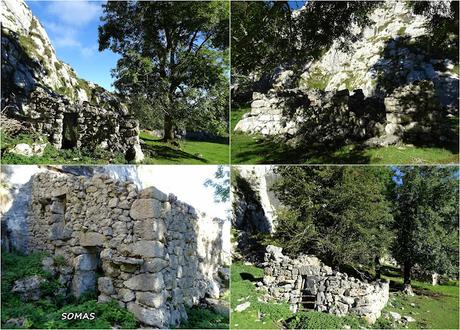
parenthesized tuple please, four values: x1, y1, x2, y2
(231, 107, 459, 164)
(140, 131, 229, 164)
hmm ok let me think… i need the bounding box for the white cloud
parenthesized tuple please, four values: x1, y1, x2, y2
(43, 18, 97, 57)
(41, 1, 104, 54)
(46, 1, 102, 26)
(80, 44, 98, 58)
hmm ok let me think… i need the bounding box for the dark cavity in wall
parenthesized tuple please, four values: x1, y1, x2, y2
(299, 275, 316, 311)
(62, 113, 78, 149)
(72, 247, 103, 298)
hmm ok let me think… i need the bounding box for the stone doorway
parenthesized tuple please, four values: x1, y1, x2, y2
(299, 275, 316, 311)
(62, 113, 78, 149)
(71, 247, 102, 298)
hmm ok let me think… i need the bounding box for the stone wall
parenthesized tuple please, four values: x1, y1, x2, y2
(1, 32, 144, 162)
(236, 80, 448, 148)
(234, 0, 458, 148)
(262, 246, 389, 324)
(235, 89, 385, 146)
(25, 171, 225, 327)
(1, 0, 144, 161)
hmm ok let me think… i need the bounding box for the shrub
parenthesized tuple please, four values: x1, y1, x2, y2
(177, 306, 229, 329)
(1, 251, 138, 329)
(285, 311, 345, 329)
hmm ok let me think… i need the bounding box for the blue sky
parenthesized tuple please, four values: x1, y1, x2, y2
(288, 1, 306, 9)
(27, 0, 118, 90)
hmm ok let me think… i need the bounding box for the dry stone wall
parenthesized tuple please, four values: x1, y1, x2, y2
(235, 89, 385, 146)
(26, 171, 225, 327)
(236, 80, 448, 148)
(234, 0, 458, 148)
(262, 246, 389, 324)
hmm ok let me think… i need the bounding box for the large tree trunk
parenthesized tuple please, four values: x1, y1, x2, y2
(163, 115, 174, 141)
(403, 260, 414, 295)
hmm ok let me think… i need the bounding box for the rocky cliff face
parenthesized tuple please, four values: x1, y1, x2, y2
(298, 0, 458, 107)
(1, 0, 144, 161)
(232, 166, 280, 234)
(2, 0, 91, 102)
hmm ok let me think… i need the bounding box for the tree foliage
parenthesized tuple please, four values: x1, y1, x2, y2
(231, 1, 381, 76)
(271, 166, 393, 270)
(99, 1, 229, 140)
(204, 165, 230, 203)
(390, 166, 459, 287)
(409, 0, 459, 61)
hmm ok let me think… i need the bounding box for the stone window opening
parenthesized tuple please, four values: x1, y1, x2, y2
(38, 198, 51, 217)
(299, 275, 316, 311)
(62, 113, 78, 149)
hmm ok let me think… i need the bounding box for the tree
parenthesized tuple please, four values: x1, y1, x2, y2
(231, 1, 381, 77)
(99, 1, 229, 141)
(204, 165, 230, 203)
(391, 166, 459, 294)
(409, 0, 459, 62)
(271, 166, 393, 274)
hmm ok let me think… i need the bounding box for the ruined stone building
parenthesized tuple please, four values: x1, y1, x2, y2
(1, 0, 144, 161)
(262, 246, 389, 324)
(3, 170, 227, 327)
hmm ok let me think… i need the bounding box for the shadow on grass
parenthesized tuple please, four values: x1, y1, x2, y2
(232, 135, 372, 164)
(141, 143, 208, 163)
(141, 134, 229, 145)
(233, 132, 459, 164)
(187, 135, 230, 145)
(240, 272, 263, 282)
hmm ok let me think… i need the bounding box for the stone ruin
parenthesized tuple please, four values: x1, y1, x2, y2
(1, 33, 144, 162)
(235, 79, 448, 148)
(262, 245, 389, 324)
(235, 88, 385, 146)
(15, 171, 226, 327)
(1, 0, 144, 162)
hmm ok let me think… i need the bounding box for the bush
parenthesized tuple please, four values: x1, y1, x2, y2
(177, 306, 229, 329)
(1, 251, 138, 329)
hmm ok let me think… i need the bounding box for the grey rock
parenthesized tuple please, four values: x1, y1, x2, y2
(12, 275, 46, 301)
(123, 273, 164, 292)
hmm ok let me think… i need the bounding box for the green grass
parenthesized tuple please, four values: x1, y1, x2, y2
(1, 250, 138, 329)
(1, 129, 229, 165)
(231, 261, 459, 329)
(231, 107, 459, 164)
(140, 131, 229, 164)
(177, 306, 229, 329)
(380, 265, 459, 330)
(363, 145, 459, 164)
(231, 262, 289, 329)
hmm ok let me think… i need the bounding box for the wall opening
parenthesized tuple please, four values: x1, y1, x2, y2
(62, 113, 78, 149)
(72, 247, 102, 298)
(299, 276, 316, 311)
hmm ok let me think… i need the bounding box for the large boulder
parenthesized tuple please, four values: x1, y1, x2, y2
(11, 275, 46, 301)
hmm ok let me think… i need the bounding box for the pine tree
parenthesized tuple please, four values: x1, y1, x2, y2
(271, 166, 393, 273)
(391, 166, 459, 294)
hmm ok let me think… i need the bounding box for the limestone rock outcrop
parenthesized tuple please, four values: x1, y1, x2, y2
(11, 275, 46, 301)
(1, 0, 144, 161)
(262, 245, 389, 324)
(232, 166, 280, 234)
